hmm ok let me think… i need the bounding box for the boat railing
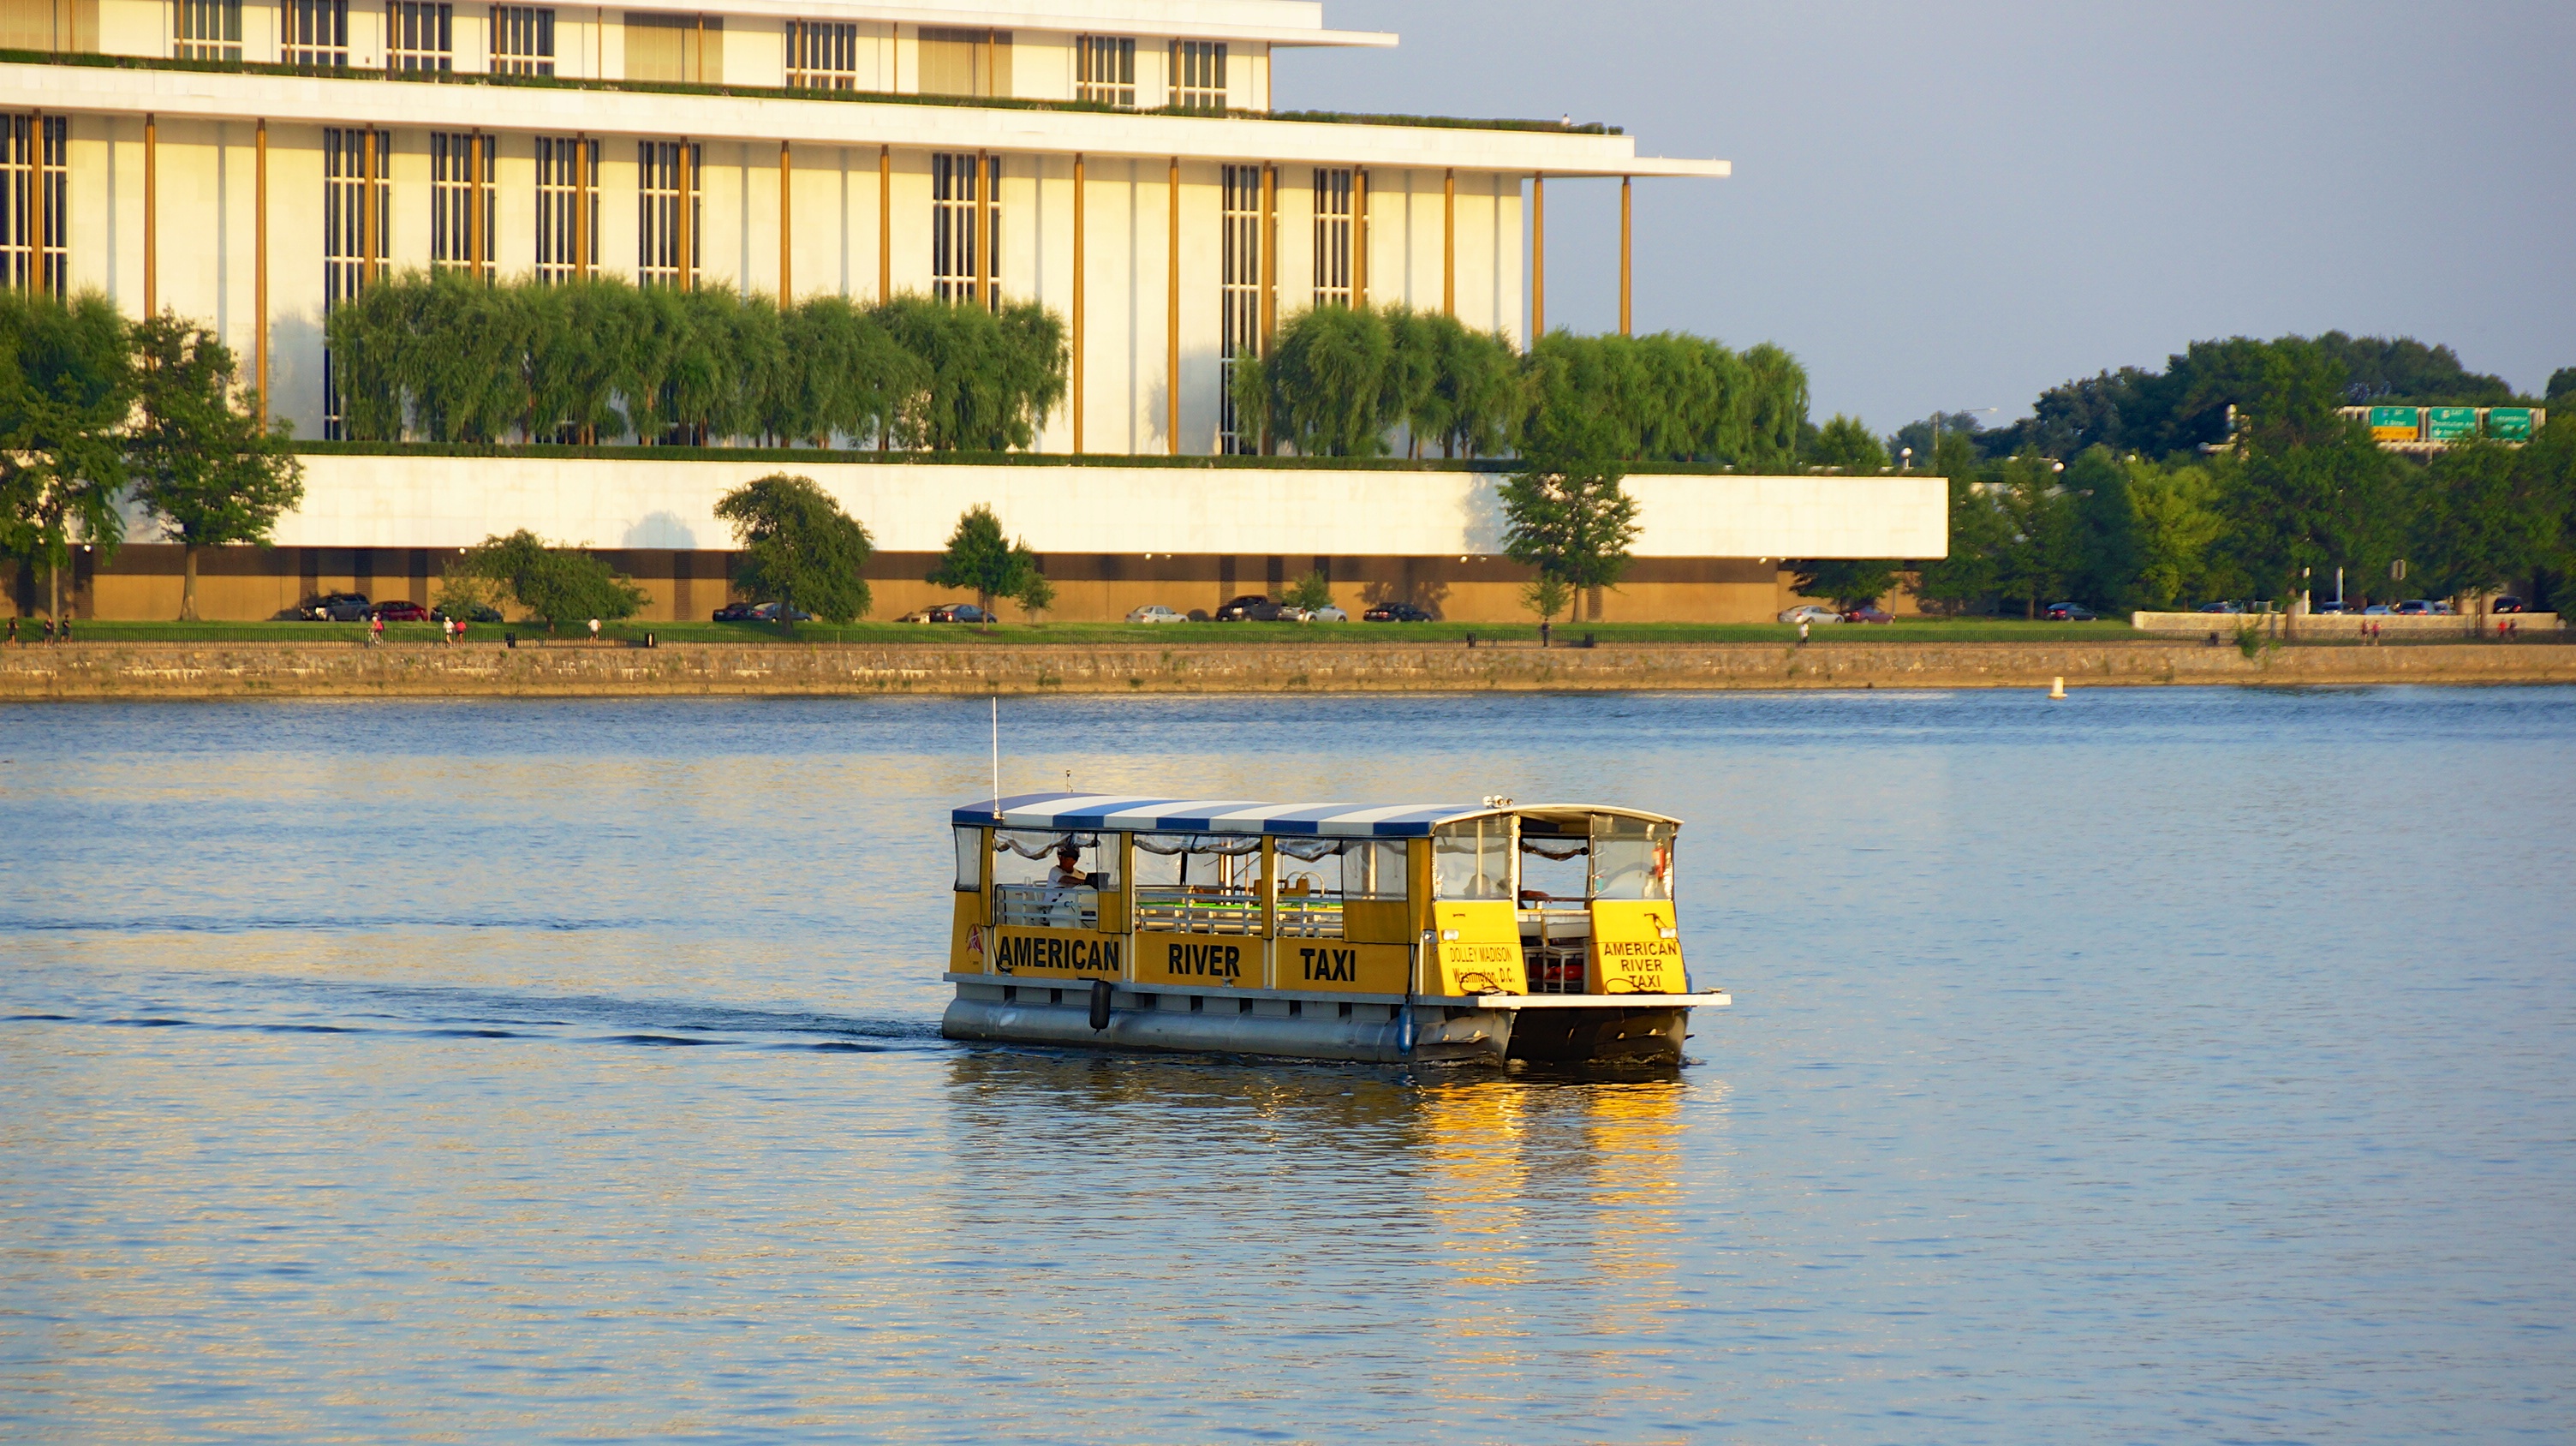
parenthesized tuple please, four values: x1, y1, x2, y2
(1132, 885, 1263, 935)
(1519, 907, 1591, 994)
(1273, 893, 1345, 938)
(993, 883, 1100, 930)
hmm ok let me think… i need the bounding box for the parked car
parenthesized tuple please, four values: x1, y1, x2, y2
(926, 603, 990, 624)
(713, 601, 761, 622)
(1841, 606, 1895, 624)
(306, 591, 371, 622)
(432, 603, 503, 624)
(2312, 600, 2351, 615)
(2362, 604, 2394, 616)
(2042, 601, 2098, 622)
(2491, 595, 2526, 614)
(1777, 605, 1840, 625)
(2197, 601, 2245, 614)
(1214, 594, 1284, 621)
(1125, 604, 1188, 624)
(1363, 601, 1435, 623)
(750, 601, 817, 623)
(2394, 600, 2445, 616)
(1306, 605, 1349, 622)
(367, 600, 430, 623)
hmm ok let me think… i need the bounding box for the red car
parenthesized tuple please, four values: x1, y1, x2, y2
(367, 600, 430, 622)
(1840, 606, 1893, 624)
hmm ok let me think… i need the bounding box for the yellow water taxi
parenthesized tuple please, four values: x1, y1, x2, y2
(940, 792, 1730, 1065)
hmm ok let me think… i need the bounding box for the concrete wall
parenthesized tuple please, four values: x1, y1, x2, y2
(2132, 611, 2561, 636)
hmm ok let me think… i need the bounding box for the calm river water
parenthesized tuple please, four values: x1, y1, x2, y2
(3, 687, 2572, 1443)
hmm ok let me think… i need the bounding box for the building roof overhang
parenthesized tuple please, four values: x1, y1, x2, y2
(600, 0, 1397, 47)
(3, 62, 1726, 176)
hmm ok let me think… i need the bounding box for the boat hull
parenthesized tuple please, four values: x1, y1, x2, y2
(940, 980, 1719, 1067)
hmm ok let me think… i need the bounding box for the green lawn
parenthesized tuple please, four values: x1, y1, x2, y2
(47, 617, 2169, 646)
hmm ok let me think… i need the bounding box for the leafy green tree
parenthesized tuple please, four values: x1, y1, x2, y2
(1500, 446, 1640, 622)
(713, 474, 874, 632)
(2128, 457, 2229, 609)
(1996, 454, 2081, 617)
(1520, 571, 1573, 628)
(1913, 429, 2008, 612)
(927, 503, 1043, 624)
(2220, 430, 2397, 623)
(1379, 305, 1446, 458)
(2548, 368, 2576, 407)
(0, 290, 133, 621)
(450, 529, 647, 633)
(1431, 320, 1524, 458)
(1739, 342, 1810, 472)
(1011, 566, 1056, 620)
(2066, 445, 2142, 612)
(1809, 414, 1886, 472)
(1524, 332, 1644, 463)
(125, 314, 306, 620)
(1284, 569, 1335, 613)
(2413, 440, 2561, 612)
(778, 296, 923, 447)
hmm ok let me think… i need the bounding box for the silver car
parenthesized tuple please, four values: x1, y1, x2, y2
(1777, 605, 1840, 624)
(1125, 605, 1188, 624)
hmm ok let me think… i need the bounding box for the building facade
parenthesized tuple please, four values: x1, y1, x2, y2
(3, 0, 1725, 451)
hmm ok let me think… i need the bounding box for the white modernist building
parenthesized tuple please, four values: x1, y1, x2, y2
(3, 0, 1946, 621)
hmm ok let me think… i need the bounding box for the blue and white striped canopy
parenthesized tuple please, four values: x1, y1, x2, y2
(952, 792, 1483, 838)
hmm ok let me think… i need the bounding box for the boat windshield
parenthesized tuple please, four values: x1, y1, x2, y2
(1432, 817, 1512, 899)
(1590, 816, 1676, 900)
(991, 829, 1115, 929)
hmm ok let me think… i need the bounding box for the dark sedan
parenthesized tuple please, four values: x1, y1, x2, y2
(1214, 594, 1286, 621)
(306, 592, 371, 622)
(927, 603, 990, 624)
(1841, 606, 1895, 624)
(713, 601, 761, 622)
(1363, 601, 1435, 623)
(2042, 601, 2099, 621)
(2491, 595, 2526, 614)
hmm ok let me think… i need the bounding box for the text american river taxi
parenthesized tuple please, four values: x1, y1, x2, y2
(940, 792, 1730, 1065)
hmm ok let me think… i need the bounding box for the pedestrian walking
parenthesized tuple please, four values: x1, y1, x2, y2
(587, 617, 601, 642)
(59, 618, 71, 642)
(456, 618, 468, 644)
(369, 615, 384, 647)
(1798, 618, 1810, 645)
(4, 616, 15, 646)
(441, 616, 455, 645)
(41, 616, 55, 643)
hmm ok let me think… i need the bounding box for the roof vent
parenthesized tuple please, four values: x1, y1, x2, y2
(1482, 795, 1514, 808)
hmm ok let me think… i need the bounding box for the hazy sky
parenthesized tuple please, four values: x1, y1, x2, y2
(1278, 0, 2574, 434)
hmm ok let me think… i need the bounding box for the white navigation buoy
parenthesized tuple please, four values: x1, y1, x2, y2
(2048, 676, 2067, 700)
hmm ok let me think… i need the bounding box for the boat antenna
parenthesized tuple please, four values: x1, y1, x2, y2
(990, 696, 1000, 808)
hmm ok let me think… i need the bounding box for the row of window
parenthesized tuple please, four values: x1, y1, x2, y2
(171, 3, 1231, 104)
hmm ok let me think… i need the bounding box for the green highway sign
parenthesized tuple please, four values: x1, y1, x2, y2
(2366, 405, 2419, 441)
(2426, 406, 2479, 441)
(2485, 408, 2535, 442)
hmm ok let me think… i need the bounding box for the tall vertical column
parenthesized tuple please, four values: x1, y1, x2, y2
(1530, 173, 1544, 345)
(675, 139, 694, 288)
(468, 133, 486, 277)
(256, 118, 269, 424)
(27, 109, 42, 295)
(1071, 152, 1085, 454)
(1259, 163, 1276, 350)
(1619, 175, 1631, 337)
(876, 144, 890, 302)
(778, 140, 791, 307)
(1353, 168, 1368, 309)
(573, 134, 592, 280)
(142, 113, 156, 315)
(1442, 167, 1455, 317)
(1166, 156, 1179, 457)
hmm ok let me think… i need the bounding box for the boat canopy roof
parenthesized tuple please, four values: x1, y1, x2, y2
(951, 792, 1679, 839)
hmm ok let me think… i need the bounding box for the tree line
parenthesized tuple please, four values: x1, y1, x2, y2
(327, 271, 1067, 451)
(1799, 333, 2576, 617)
(1231, 302, 1810, 467)
(0, 291, 303, 621)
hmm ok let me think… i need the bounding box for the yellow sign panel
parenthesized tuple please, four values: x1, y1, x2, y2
(1589, 900, 1685, 994)
(1136, 933, 1255, 987)
(1433, 899, 1525, 994)
(990, 926, 1124, 978)
(1279, 941, 1413, 994)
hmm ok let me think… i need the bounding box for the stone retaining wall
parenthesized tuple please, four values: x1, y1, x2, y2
(5, 640, 2574, 699)
(2132, 611, 2561, 636)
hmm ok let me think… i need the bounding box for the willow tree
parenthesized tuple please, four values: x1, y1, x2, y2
(126, 314, 305, 620)
(1241, 304, 1393, 457)
(778, 296, 922, 446)
(1431, 320, 1524, 458)
(1740, 342, 1810, 472)
(876, 295, 1066, 451)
